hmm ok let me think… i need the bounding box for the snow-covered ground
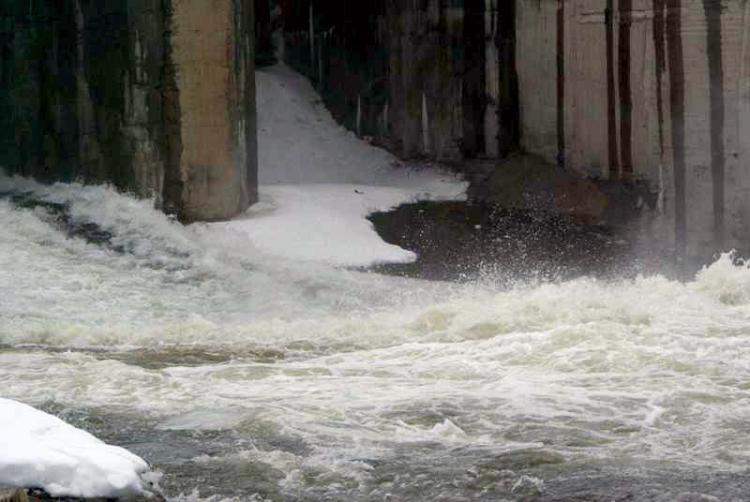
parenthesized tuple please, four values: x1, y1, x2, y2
(0, 398, 152, 499)
(210, 63, 466, 267)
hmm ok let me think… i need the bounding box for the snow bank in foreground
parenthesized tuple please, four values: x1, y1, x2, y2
(224, 63, 466, 267)
(0, 398, 151, 499)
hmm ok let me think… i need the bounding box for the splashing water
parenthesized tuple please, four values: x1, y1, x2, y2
(2, 176, 750, 501)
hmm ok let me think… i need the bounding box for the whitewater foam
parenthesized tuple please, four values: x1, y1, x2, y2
(3, 174, 750, 499)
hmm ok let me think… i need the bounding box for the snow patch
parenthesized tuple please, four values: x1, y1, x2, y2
(218, 63, 466, 267)
(0, 398, 152, 499)
(213, 184, 439, 266)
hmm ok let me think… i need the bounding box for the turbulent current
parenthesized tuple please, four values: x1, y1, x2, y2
(2, 177, 750, 501)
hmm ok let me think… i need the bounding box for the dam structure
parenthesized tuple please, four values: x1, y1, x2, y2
(0, 0, 258, 222)
(284, 0, 750, 262)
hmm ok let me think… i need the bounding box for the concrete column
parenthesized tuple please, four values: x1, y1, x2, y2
(169, 0, 257, 222)
(0, 0, 258, 223)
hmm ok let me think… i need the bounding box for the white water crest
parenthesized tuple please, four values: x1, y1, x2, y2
(2, 175, 750, 500)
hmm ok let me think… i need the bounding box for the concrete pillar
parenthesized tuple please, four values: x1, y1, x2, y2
(169, 0, 258, 222)
(514, 0, 750, 259)
(0, 0, 258, 223)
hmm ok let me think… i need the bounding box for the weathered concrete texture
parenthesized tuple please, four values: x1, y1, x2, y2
(283, 0, 517, 163)
(283, 0, 389, 142)
(387, 1, 464, 160)
(516, 0, 750, 259)
(516, 0, 561, 166)
(281, 0, 750, 260)
(0, 0, 165, 194)
(0, 0, 257, 222)
(170, 0, 257, 221)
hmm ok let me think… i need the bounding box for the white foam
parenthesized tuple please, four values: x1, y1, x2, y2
(3, 64, 750, 498)
(3, 188, 750, 490)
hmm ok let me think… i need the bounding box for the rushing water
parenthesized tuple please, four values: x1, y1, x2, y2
(2, 177, 750, 501)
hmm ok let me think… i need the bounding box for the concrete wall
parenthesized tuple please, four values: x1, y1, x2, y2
(0, 0, 257, 222)
(516, 0, 750, 258)
(283, 0, 389, 147)
(282, 0, 750, 260)
(283, 0, 517, 162)
(387, 1, 465, 160)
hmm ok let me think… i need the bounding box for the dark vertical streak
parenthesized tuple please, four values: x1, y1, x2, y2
(34, 27, 46, 176)
(653, 0, 666, 156)
(556, 0, 565, 169)
(255, 0, 273, 65)
(667, 0, 687, 257)
(161, 0, 184, 218)
(619, 0, 633, 177)
(606, 0, 619, 177)
(56, 2, 79, 182)
(462, 0, 485, 157)
(497, 0, 519, 156)
(703, 0, 725, 246)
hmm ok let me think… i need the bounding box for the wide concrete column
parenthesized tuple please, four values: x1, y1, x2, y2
(0, 0, 257, 223)
(169, 0, 257, 222)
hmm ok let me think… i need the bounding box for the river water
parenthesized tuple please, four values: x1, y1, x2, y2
(2, 177, 750, 501)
